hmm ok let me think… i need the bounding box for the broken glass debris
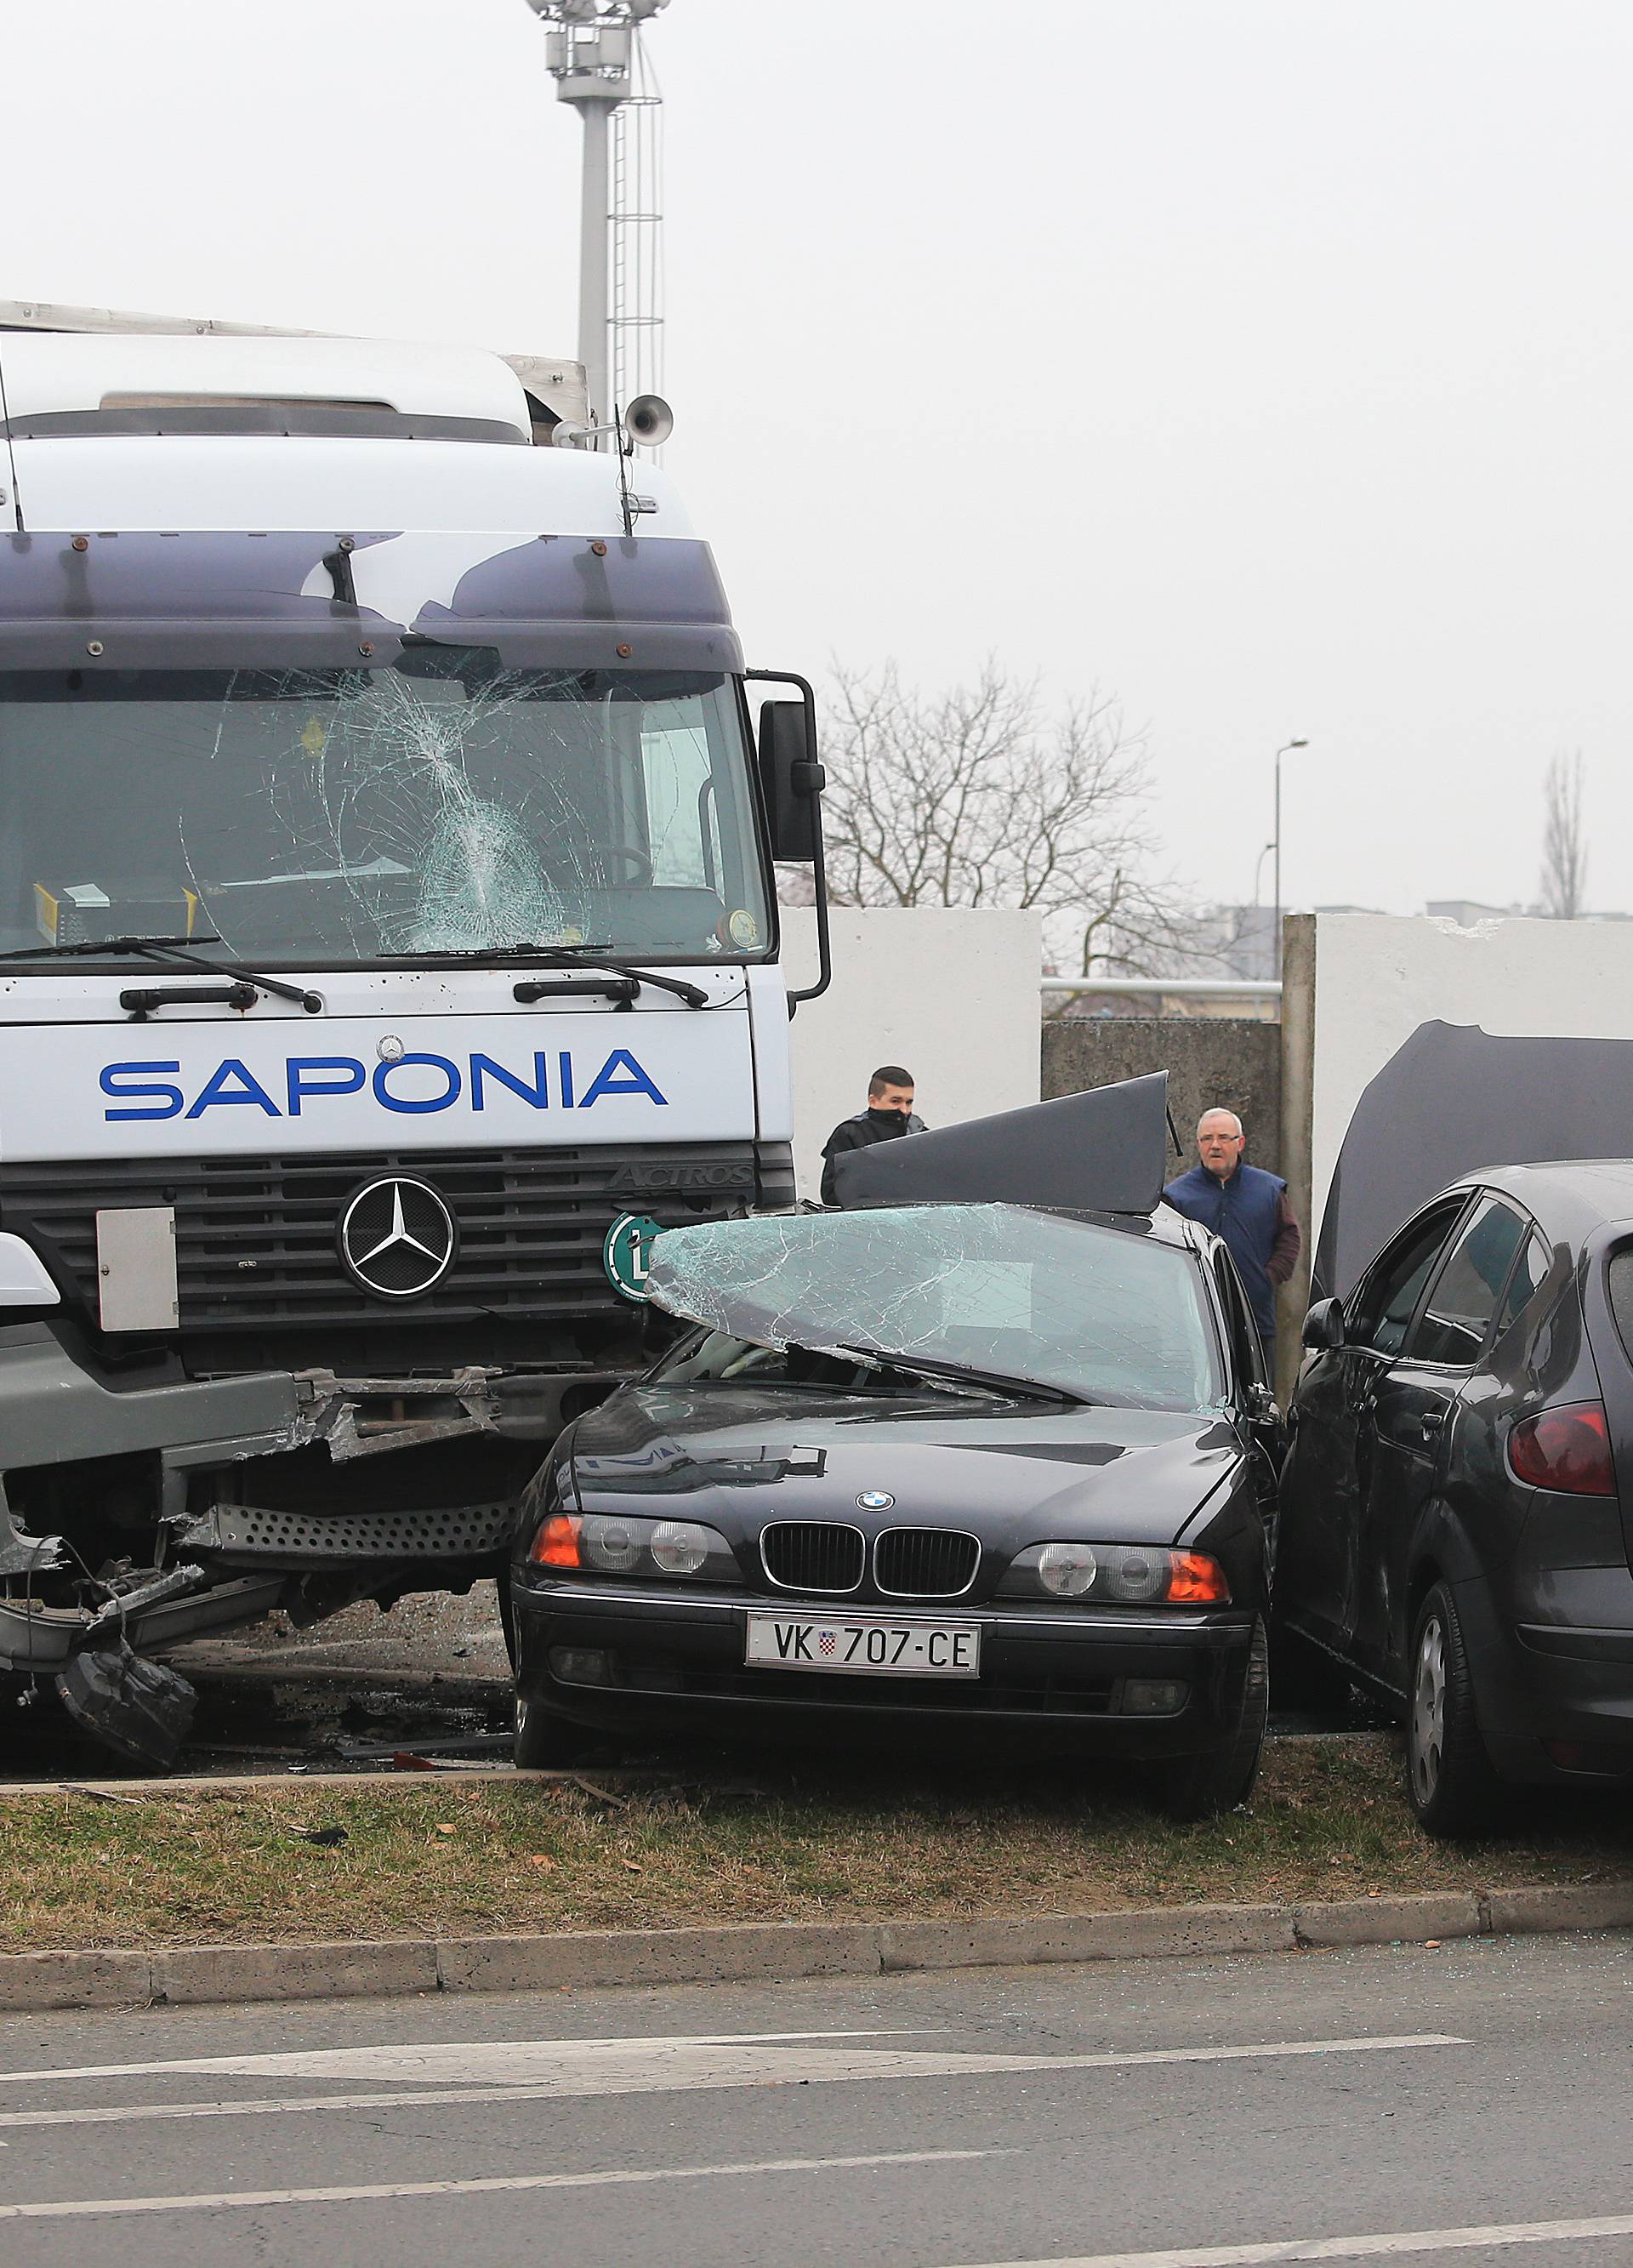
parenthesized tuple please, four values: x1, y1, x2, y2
(645, 1205, 1226, 1415)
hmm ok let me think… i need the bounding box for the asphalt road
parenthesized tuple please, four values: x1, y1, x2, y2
(3, 1933, 1633, 2266)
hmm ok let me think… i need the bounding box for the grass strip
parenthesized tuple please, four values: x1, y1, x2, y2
(3, 1735, 1630, 1954)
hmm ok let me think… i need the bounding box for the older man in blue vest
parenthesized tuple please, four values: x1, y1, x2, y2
(1164, 1108, 1300, 1355)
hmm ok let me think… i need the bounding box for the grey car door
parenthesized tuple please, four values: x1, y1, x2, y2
(1351, 1195, 1530, 1686)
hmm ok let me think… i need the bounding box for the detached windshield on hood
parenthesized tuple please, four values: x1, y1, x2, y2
(644, 1204, 1226, 1414)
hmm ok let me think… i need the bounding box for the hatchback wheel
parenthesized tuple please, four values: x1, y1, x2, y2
(1405, 1581, 1505, 1836)
(1155, 1619, 1269, 1822)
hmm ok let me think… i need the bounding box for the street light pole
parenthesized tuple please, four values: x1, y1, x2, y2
(1272, 738, 1310, 979)
(1250, 838, 1276, 977)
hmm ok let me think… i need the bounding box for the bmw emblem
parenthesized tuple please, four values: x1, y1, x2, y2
(856, 1490, 895, 1511)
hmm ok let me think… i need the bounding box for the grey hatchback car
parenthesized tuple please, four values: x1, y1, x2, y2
(1274, 1160, 1633, 1833)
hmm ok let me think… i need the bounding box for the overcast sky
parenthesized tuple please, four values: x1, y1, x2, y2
(7, 2, 1630, 923)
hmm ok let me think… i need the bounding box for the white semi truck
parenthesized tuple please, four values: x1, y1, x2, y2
(0, 305, 828, 1762)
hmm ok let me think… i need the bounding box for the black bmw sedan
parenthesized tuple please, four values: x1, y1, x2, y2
(509, 1200, 1280, 1819)
(1276, 1160, 1633, 1834)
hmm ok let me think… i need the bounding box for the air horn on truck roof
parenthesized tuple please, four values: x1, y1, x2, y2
(552, 392, 673, 450)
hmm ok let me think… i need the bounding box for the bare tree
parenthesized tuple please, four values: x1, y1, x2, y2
(1540, 749, 1588, 919)
(800, 659, 1194, 979)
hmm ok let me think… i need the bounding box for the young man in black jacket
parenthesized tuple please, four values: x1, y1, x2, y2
(820, 1066, 926, 1205)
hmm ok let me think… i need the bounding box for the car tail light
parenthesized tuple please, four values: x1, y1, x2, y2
(1508, 1402, 1616, 1496)
(530, 1513, 583, 1567)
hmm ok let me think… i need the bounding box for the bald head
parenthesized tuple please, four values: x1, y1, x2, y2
(1197, 1109, 1246, 1180)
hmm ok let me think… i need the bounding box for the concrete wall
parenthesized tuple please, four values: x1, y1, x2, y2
(1042, 1016, 1283, 1176)
(780, 908, 1042, 1200)
(1306, 913, 1633, 1231)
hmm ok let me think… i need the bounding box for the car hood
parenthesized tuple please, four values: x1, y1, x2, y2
(565, 1384, 1242, 1548)
(830, 1070, 1171, 1211)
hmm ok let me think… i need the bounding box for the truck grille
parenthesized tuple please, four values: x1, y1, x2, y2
(873, 1528, 980, 1598)
(0, 1141, 791, 1341)
(760, 1521, 866, 1594)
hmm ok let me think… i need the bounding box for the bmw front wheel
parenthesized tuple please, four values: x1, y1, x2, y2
(1155, 1618, 1269, 1823)
(514, 1694, 583, 1770)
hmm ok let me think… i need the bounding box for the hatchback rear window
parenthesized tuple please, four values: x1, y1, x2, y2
(1606, 1247, 1633, 1369)
(1494, 1230, 1550, 1346)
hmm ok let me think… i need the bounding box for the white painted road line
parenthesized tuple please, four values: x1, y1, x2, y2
(0, 2026, 928, 2087)
(0, 2147, 1004, 2221)
(0, 2033, 1467, 2126)
(947, 2210, 1633, 2266)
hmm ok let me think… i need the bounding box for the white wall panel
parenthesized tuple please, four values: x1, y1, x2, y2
(780, 908, 1042, 1200)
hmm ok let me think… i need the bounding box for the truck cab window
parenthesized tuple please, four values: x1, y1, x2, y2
(0, 660, 769, 968)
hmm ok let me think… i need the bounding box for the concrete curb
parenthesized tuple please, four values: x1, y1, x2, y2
(3, 1880, 1632, 2013)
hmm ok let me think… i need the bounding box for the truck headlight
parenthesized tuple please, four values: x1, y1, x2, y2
(528, 1509, 740, 1585)
(997, 1541, 1230, 1605)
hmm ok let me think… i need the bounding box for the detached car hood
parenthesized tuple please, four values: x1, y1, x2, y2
(1318, 1021, 1633, 1297)
(566, 1387, 1242, 1548)
(831, 1071, 1171, 1211)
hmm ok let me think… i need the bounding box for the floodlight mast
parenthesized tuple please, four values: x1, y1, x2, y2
(524, 0, 669, 436)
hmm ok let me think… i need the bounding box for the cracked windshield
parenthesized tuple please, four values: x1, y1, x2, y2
(647, 1204, 1226, 1414)
(0, 657, 770, 963)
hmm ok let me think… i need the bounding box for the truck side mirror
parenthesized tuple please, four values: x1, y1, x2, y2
(746, 668, 831, 1005)
(757, 698, 824, 863)
(1301, 1296, 1346, 1351)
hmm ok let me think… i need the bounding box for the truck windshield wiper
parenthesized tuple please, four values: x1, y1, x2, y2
(384, 942, 709, 1008)
(0, 933, 322, 1012)
(2, 932, 218, 960)
(831, 1345, 1088, 1407)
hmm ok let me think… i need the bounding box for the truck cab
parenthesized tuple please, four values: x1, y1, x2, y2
(0, 320, 824, 1759)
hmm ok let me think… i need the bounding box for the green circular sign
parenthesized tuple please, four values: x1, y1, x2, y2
(603, 1212, 663, 1302)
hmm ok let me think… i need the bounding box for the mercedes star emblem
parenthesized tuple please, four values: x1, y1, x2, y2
(338, 1176, 457, 1299)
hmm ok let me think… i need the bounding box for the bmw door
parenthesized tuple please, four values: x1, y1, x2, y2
(1209, 1246, 1282, 1527)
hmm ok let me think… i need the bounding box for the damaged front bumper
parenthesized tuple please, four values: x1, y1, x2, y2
(0, 1322, 613, 1755)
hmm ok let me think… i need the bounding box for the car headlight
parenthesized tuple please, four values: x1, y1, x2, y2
(997, 1541, 1230, 1605)
(527, 1509, 741, 1584)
